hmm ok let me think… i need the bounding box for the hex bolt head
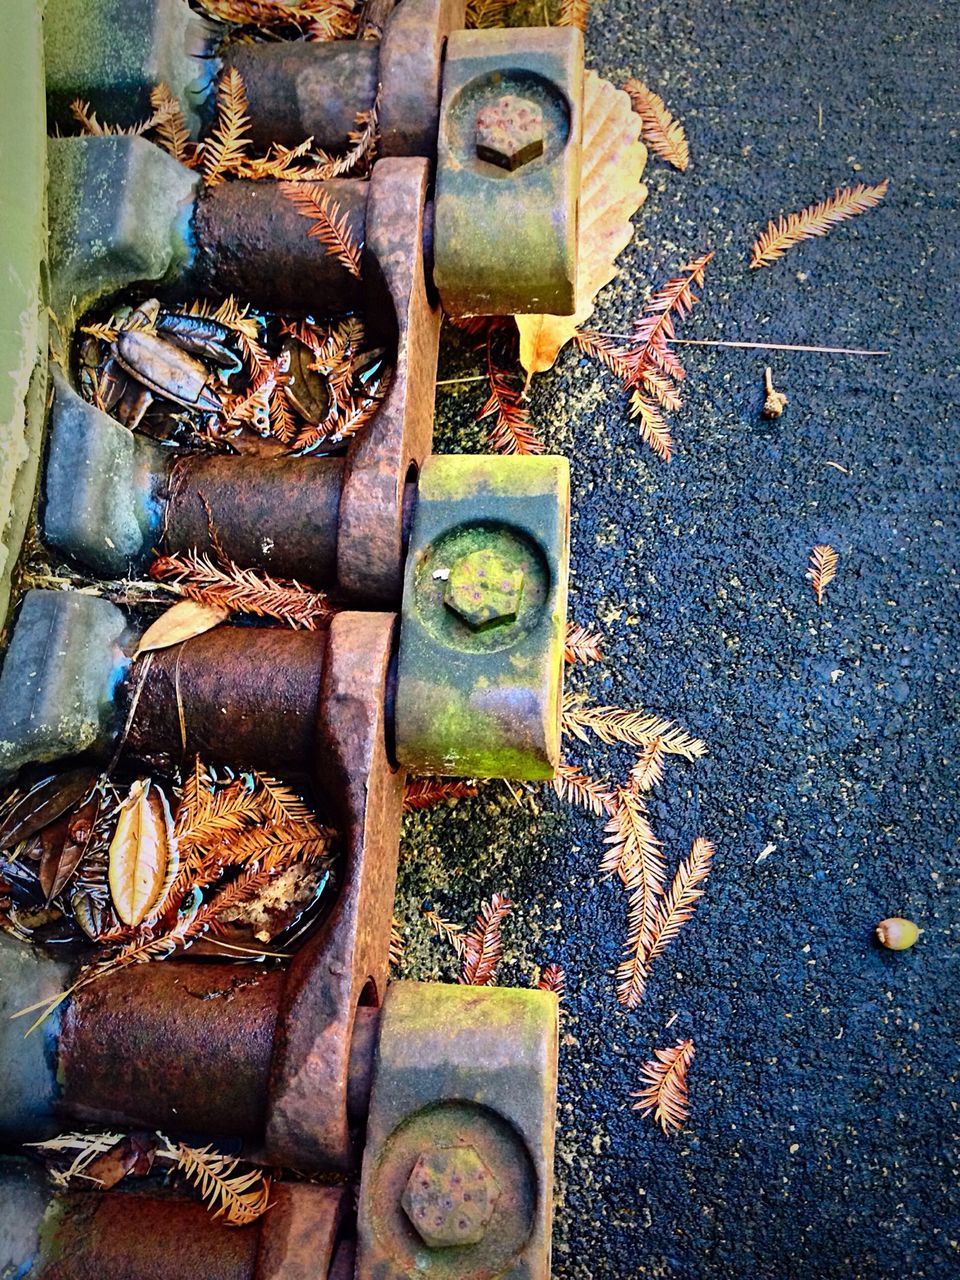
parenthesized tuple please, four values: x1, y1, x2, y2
(475, 94, 545, 171)
(444, 548, 524, 630)
(401, 1145, 501, 1249)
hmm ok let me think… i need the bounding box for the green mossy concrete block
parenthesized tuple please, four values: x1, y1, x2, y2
(395, 454, 570, 779)
(0, 0, 48, 634)
(0, 937, 72, 1142)
(0, 590, 130, 781)
(434, 27, 583, 316)
(43, 369, 168, 578)
(44, 0, 210, 136)
(358, 981, 557, 1280)
(47, 134, 198, 332)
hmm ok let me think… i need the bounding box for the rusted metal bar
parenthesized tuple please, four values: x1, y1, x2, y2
(267, 611, 404, 1171)
(60, 963, 285, 1139)
(124, 627, 329, 775)
(165, 455, 345, 587)
(0, 1166, 349, 1280)
(336, 159, 439, 604)
(191, 179, 368, 315)
(32, 1191, 260, 1280)
(222, 41, 380, 152)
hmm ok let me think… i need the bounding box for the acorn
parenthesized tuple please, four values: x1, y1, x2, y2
(875, 917, 920, 951)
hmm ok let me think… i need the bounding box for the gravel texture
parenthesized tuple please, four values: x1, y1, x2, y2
(396, 1, 959, 1277)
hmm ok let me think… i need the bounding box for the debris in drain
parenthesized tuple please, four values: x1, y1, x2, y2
(1, 758, 337, 1027)
(78, 295, 391, 455)
(28, 1128, 271, 1226)
(190, 0, 361, 45)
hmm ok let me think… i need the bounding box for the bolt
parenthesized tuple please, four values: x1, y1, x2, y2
(401, 1145, 501, 1249)
(475, 94, 544, 171)
(444, 548, 524, 630)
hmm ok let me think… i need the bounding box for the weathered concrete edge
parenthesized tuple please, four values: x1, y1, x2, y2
(0, 0, 48, 634)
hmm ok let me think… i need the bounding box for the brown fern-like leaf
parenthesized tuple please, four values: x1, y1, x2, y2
(617, 891, 652, 1008)
(403, 779, 479, 812)
(646, 837, 714, 963)
(280, 182, 363, 278)
(604, 789, 666, 1009)
(556, 0, 589, 31)
(626, 252, 713, 379)
(293, 371, 390, 452)
(69, 98, 156, 138)
(195, 0, 356, 27)
(806, 544, 838, 606)
(389, 916, 405, 967)
(537, 962, 566, 999)
(465, 0, 519, 27)
(551, 761, 616, 817)
(176, 779, 261, 867)
(630, 739, 666, 793)
(602, 788, 665, 892)
(200, 67, 251, 187)
(460, 892, 513, 985)
(564, 621, 603, 665)
(575, 254, 711, 461)
(422, 906, 466, 957)
(250, 774, 314, 826)
(624, 79, 689, 171)
(478, 345, 545, 456)
(749, 180, 889, 268)
(149, 84, 197, 167)
(214, 823, 334, 879)
(629, 390, 674, 461)
(150, 550, 333, 629)
(269, 384, 299, 444)
(563, 700, 708, 761)
(175, 1143, 270, 1226)
(631, 1038, 695, 1134)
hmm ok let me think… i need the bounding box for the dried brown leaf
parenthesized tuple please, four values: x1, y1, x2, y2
(0, 767, 98, 850)
(624, 79, 689, 171)
(551, 761, 616, 817)
(631, 1038, 695, 1134)
(750, 180, 889, 268)
(280, 182, 363, 277)
(563, 700, 708, 760)
(134, 600, 230, 658)
(564, 621, 603, 665)
(107, 780, 178, 927)
(460, 892, 513, 986)
(646, 837, 714, 963)
(403, 778, 479, 811)
(807, 544, 838, 605)
(537, 962, 566, 999)
(150, 550, 333, 629)
(423, 906, 466, 957)
(629, 739, 666, 793)
(200, 68, 251, 187)
(515, 72, 647, 373)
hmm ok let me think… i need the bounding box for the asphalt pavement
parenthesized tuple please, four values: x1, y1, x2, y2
(396, 2, 959, 1276)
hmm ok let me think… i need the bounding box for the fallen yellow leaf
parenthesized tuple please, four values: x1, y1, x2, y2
(515, 71, 648, 374)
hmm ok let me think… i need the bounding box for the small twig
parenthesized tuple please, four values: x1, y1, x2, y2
(436, 374, 488, 386)
(668, 338, 889, 356)
(591, 335, 888, 356)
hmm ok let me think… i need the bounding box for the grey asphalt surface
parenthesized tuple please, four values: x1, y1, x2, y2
(395, 2, 960, 1277)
